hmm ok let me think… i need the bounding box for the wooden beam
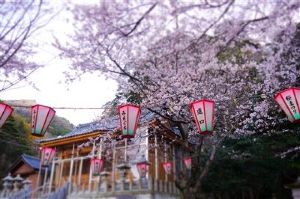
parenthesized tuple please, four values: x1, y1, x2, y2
(40, 131, 106, 147)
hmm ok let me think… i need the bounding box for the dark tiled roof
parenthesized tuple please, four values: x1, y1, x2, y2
(22, 154, 40, 170)
(40, 110, 157, 143)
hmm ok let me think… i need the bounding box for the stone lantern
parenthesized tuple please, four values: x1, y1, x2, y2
(23, 179, 32, 190)
(100, 171, 111, 192)
(2, 173, 14, 196)
(13, 174, 24, 192)
(117, 163, 131, 191)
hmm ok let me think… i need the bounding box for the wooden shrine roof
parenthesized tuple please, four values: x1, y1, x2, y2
(39, 110, 161, 145)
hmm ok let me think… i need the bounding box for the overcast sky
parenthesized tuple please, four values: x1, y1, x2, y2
(1, 0, 118, 125)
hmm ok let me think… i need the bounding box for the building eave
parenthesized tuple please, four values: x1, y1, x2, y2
(40, 131, 108, 147)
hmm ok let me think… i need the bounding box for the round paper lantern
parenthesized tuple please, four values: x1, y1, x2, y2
(184, 157, 192, 170)
(118, 104, 141, 138)
(31, 104, 55, 136)
(162, 161, 173, 175)
(136, 160, 150, 177)
(191, 99, 215, 134)
(41, 147, 56, 166)
(91, 158, 105, 176)
(0, 103, 13, 128)
(275, 87, 300, 122)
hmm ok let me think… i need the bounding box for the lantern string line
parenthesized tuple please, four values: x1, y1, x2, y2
(10, 105, 107, 110)
(7, 93, 270, 110)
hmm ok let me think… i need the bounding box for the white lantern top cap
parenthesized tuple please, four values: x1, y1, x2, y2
(3, 173, 13, 181)
(13, 174, 23, 181)
(32, 104, 56, 112)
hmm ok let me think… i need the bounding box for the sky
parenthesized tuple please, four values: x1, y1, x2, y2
(0, 0, 118, 125)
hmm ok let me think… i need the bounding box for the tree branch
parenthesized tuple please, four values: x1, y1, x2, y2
(193, 143, 217, 192)
(120, 3, 157, 37)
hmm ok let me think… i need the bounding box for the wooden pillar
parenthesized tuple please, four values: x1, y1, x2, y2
(74, 150, 79, 183)
(88, 141, 95, 191)
(164, 139, 167, 182)
(164, 137, 168, 193)
(97, 139, 103, 192)
(68, 144, 75, 194)
(172, 143, 176, 194)
(77, 157, 83, 190)
(48, 159, 56, 193)
(59, 160, 64, 187)
(154, 133, 158, 191)
(124, 138, 128, 162)
(112, 141, 116, 192)
(146, 128, 150, 190)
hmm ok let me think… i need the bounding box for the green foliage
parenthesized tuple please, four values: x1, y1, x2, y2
(14, 107, 74, 137)
(202, 131, 300, 198)
(0, 107, 74, 180)
(0, 114, 35, 179)
(47, 115, 74, 136)
(217, 40, 264, 65)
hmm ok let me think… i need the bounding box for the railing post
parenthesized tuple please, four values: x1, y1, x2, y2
(138, 177, 142, 191)
(43, 167, 48, 193)
(148, 176, 153, 191)
(129, 178, 133, 191)
(48, 159, 56, 193)
(68, 158, 74, 194)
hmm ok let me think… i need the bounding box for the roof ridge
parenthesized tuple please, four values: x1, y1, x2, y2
(22, 154, 39, 160)
(39, 111, 157, 143)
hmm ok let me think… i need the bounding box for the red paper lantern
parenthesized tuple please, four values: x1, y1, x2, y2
(118, 104, 141, 138)
(184, 157, 192, 170)
(191, 99, 215, 134)
(0, 102, 13, 128)
(163, 161, 173, 175)
(91, 158, 105, 176)
(275, 87, 300, 122)
(136, 160, 150, 177)
(31, 104, 55, 137)
(41, 147, 56, 166)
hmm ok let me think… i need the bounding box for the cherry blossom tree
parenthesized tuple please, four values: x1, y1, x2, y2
(0, 0, 53, 92)
(57, 0, 300, 196)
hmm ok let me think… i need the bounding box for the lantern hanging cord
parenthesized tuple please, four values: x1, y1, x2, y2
(10, 105, 107, 110)
(7, 93, 271, 110)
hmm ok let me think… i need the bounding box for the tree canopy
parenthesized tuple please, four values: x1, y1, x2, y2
(56, 0, 300, 196)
